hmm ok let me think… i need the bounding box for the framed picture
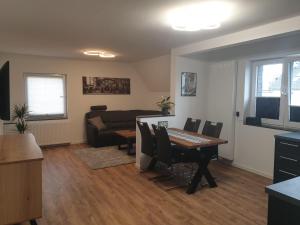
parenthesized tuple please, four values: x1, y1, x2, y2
(82, 76, 130, 95)
(181, 72, 197, 96)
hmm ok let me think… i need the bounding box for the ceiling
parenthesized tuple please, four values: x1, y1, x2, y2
(0, 0, 300, 62)
(186, 32, 300, 61)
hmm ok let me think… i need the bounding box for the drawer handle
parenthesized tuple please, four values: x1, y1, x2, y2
(279, 170, 298, 177)
(280, 142, 299, 148)
(279, 156, 298, 162)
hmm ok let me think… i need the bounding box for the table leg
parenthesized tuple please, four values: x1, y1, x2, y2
(186, 161, 207, 194)
(204, 167, 217, 188)
(127, 139, 135, 155)
(186, 148, 217, 194)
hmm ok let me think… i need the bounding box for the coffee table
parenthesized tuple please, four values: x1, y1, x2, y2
(115, 130, 136, 155)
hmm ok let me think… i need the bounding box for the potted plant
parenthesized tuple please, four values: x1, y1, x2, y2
(156, 96, 175, 115)
(13, 104, 29, 134)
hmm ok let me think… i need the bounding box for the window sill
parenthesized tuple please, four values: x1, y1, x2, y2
(244, 123, 300, 132)
(27, 117, 68, 122)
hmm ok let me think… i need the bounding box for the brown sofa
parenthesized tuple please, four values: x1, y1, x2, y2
(85, 109, 161, 147)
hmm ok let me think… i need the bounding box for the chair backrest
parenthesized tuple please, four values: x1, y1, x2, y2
(202, 121, 223, 138)
(184, 118, 201, 132)
(137, 121, 155, 156)
(151, 124, 158, 133)
(153, 126, 173, 166)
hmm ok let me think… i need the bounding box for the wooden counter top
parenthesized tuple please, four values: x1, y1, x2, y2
(0, 133, 43, 165)
(168, 128, 228, 149)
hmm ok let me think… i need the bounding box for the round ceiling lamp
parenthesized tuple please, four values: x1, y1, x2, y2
(167, 1, 233, 31)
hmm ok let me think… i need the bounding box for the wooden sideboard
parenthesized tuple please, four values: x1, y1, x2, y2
(0, 133, 43, 225)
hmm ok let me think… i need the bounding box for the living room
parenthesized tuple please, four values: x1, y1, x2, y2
(1, 1, 300, 225)
(0, 53, 170, 145)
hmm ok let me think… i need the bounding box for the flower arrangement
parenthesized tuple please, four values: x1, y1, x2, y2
(156, 96, 175, 115)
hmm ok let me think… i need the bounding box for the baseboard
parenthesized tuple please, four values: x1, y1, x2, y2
(40, 143, 71, 149)
(71, 139, 87, 145)
(232, 162, 273, 179)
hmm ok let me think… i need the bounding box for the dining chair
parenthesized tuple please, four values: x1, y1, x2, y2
(202, 121, 223, 159)
(151, 124, 158, 133)
(137, 121, 157, 170)
(202, 121, 223, 138)
(184, 118, 201, 132)
(153, 126, 204, 188)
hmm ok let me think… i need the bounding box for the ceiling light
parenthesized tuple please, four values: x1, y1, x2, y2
(167, 1, 233, 31)
(83, 50, 100, 56)
(98, 52, 116, 58)
(83, 50, 116, 58)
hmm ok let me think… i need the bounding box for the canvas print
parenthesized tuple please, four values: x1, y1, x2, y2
(82, 76, 130, 95)
(181, 72, 197, 96)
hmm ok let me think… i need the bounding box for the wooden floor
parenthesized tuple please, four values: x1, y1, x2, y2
(22, 144, 271, 225)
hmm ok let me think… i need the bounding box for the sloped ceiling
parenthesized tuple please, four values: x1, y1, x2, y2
(132, 55, 170, 92)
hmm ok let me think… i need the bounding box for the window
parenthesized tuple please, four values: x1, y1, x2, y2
(289, 61, 300, 122)
(255, 62, 283, 120)
(251, 57, 300, 129)
(256, 63, 283, 98)
(25, 74, 67, 120)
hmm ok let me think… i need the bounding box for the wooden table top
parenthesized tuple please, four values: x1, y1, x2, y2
(0, 133, 43, 165)
(168, 128, 228, 149)
(115, 130, 136, 139)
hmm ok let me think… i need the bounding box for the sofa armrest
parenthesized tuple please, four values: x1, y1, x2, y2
(86, 123, 99, 147)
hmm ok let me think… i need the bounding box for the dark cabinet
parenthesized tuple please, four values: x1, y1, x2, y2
(274, 132, 300, 183)
(266, 177, 300, 225)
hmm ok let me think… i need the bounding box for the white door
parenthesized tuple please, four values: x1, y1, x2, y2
(205, 61, 237, 160)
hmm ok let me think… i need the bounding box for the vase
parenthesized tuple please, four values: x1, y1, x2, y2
(161, 107, 169, 115)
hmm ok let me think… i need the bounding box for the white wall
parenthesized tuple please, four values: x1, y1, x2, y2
(233, 124, 286, 178)
(0, 53, 163, 144)
(171, 43, 299, 178)
(171, 57, 237, 160)
(205, 61, 237, 160)
(170, 54, 288, 176)
(132, 55, 170, 93)
(232, 57, 291, 178)
(173, 56, 208, 128)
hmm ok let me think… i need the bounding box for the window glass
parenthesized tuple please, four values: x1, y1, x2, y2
(256, 64, 283, 97)
(26, 74, 67, 120)
(290, 61, 300, 106)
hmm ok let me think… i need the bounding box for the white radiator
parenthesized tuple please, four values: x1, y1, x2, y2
(4, 121, 71, 146)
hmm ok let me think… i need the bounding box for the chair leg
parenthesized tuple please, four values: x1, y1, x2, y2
(152, 165, 175, 182)
(147, 158, 157, 170)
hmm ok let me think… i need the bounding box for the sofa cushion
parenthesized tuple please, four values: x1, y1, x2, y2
(99, 111, 132, 123)
(88, 116, 106, 130)
(105, 121, 136, 130)
(86, 110, 161, 122)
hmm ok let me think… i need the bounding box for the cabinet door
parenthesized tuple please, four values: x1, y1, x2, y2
(0, 160, 42, 224)
(274, 138, 300, 183)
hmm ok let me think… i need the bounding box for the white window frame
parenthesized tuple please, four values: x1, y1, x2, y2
(250, 58, 285, 127)
(250, 57, 300, 130)
(285, 56, 300, 129)
(24, 73, 68, 121)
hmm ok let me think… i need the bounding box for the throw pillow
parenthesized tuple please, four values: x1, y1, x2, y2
(88, 116, 106, 130)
